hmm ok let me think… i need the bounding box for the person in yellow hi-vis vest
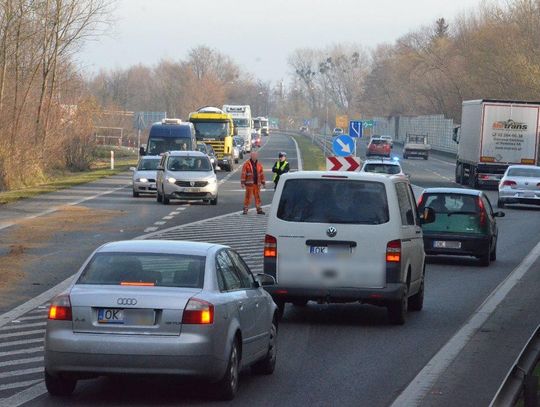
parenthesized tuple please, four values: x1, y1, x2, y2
(272, 152, 290, 189)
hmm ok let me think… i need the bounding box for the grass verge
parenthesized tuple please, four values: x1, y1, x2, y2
(291, 134, 326, 170)
(0, 157, 137, 205)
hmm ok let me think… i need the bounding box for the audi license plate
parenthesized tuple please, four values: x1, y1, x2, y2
(309, 246, 328, 255)
(433, 240, 461, 249)
(98, 308, 124, 324)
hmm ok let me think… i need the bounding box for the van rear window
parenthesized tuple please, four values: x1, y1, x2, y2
(277, 179, 389, 224)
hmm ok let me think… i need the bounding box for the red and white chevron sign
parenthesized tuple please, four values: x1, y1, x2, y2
(326, 156, 361, 171)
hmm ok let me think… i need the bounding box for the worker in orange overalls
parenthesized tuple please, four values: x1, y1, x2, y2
(241, 151, 266, 215)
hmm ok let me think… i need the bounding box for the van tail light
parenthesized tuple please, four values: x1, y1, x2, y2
(386, 240, 401, 263)
(477, 197, 487, 226)
(48, 294, 72, 321)
(502, 180, 516, 188)
(182, 298, 214, 324)
(264, 234, 277, 258)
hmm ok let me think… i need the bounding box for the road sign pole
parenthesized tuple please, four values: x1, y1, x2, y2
(137, 128, 141, 151)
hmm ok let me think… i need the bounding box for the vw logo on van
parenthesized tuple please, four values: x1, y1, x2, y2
(190, 181, 195, 187)
(326, 226, 337, 238)
(117, 298, 137, 306)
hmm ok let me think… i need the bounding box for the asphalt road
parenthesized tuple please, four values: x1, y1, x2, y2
(0, 133, 539, 406)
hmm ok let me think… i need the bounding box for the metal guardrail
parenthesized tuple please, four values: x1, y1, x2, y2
(490, 325, 540, 407)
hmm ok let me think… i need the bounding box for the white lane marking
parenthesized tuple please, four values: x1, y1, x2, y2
(0, 356, 43, 368)
(0, 322, 46, 331)
(143, 227, 158, 233)
(0, 338, 43, 349)
(0, 184, 128, 232)
(0, 346, 43, 358)
(0, 381, 47, 407)
(0, 379, 42, 392)
(0, 277, 73, 328)
(0, 330, 45, 340)
(0, 367, 42, 379)
(168, 212, 178, 216)
(162, 216, 173, 220)
(391, 239, 540, 407)
(290, 135, 304, 171)
(0, 380, 47, 407)
(430, 156, 456, 166)
(153, 221, 166, 225)
(9, 315, 46, 323)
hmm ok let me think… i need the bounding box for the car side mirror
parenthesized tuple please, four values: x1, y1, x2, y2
(493, 211, 505, 218)
(129, 167, 136, 171)
(255, 273, 276, 286)
(420, 207, 436, 224)
(157, 166, 164, 171)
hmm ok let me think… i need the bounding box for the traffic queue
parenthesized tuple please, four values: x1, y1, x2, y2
(43, 105, 540, 401)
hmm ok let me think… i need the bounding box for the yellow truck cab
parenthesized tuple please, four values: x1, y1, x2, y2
(188, 107, 235, 172)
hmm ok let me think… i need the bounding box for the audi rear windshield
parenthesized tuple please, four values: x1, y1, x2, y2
(277, 179, 389, 224)
(77, 252, 206, 288)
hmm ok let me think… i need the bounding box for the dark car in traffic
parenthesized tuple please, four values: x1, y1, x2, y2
(418, 188, 504, 266)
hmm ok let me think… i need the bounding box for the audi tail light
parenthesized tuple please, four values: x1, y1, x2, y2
(48, 294, 72, 321)
(182, 298, 214, 324)
(502, 180, 516, 188)
(386, 240, 401, 263)
(264, 234, 277, 258)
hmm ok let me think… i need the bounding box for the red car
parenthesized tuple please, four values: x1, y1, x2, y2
(367, 138, 391, 157)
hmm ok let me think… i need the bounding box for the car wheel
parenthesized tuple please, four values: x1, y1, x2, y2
(478, 244, 491, 267)
(292, 300, 308, 307)
(252, 319, 277, 375)
(275, 301, 285, 320)
(388, 293, 407, 325)
(497, 199, 505, 209)
(132, 189, 139, 198)
(408, 274, 424, 312)
(210, 197, 218, 205)
(156, 188, 163, 203)
(490, 241, 497, 261)
(214, 339, 240, 401)
(162, 193, 170, 205)
(45, 370, 77, 396)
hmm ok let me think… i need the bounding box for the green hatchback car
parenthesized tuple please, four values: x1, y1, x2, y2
(417, 188, 505, 267)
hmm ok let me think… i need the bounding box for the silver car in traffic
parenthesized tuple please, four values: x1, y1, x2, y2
(44, 240, 278, 400)
(156, 151, 218, 205)
(498, 165, 540, 208)
(130, 155, 161, 197)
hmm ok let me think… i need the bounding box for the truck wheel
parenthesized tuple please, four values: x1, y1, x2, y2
(455, 164, 462, 184)
(469, 168, 478, 189)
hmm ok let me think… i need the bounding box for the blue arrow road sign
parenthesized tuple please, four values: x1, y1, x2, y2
(349, 121, 363, 138)
(333, 135, 355, 157)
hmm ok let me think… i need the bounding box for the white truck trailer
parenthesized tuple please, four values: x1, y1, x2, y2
(453, 99, 540, 188)
(222, 105, 253, 153)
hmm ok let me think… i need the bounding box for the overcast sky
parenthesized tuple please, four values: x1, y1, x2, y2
(79, 0, 481, 84)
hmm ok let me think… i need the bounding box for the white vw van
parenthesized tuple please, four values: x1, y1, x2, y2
(263, 171, 434, 324)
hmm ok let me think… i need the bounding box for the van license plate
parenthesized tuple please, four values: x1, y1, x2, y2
(97, 308, 124, 324)
(433, 241, 461, 249)
(309, 246, 328, 255)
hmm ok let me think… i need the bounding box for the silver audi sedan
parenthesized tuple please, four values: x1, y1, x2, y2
(44, 240, 278, 400)
(498, 165, 540, 208)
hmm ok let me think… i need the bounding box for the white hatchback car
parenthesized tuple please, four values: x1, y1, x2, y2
(156, 151, 218, 205)
(263, 171, 435, 324)
(361, 158, 407, 178)
(131, 155, 161, 197)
